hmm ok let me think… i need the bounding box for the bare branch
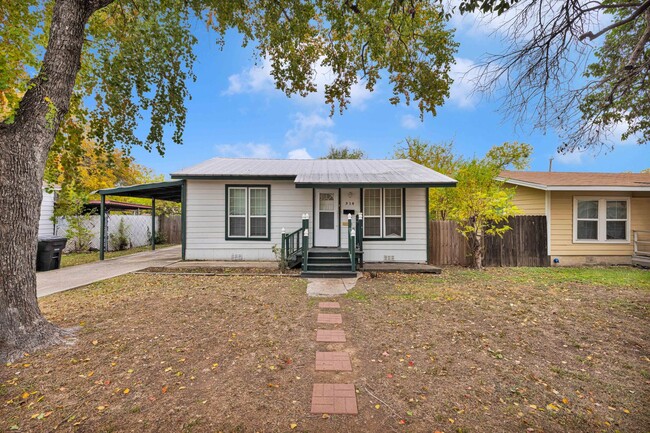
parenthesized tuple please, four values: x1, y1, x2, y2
(579, 0, 650, 40)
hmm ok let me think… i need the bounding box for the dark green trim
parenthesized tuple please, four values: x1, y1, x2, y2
(97, 180, 184, 202)
(151, 198, 156, 251)
(296, 182, 456, 189)
(338, 188, 342, 248)
(181, 180, 187, 260)
(172, 174, 296, 181)
(425, 188, 430, 264)
(99, 195, 105, 260)
(361, 187, 407, 241)
(312, 189, 316, 247)
(224, 184, 272, 241)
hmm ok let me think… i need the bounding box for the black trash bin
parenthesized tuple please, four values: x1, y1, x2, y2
(37, 236, 68, 271)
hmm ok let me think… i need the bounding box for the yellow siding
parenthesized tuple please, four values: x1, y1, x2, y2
(549, 191, 650, 256)
(510, 186, 546, 215)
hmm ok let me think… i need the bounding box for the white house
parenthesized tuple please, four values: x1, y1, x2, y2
(166, 158, 456, 275)
(39, 185, 59, 237)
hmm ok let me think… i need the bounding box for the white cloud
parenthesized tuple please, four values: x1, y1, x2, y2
(400, 114, 421, 130)
(215, 142, 278, 159)
(285, 112, 334, 148)
(449, 57, 480, 109)
(223, 58, 274, 95)
(287, 148, 313, 159)
(554, 150, 586, 166)
(223, 57, 374, 109)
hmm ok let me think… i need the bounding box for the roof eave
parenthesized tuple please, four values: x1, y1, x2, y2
(499, 178, 650, 191)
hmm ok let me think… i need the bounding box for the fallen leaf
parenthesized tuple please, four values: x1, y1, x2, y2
(96, 406, 105, 411)
(92, 340, 98, 346)
(375, 404, 381, 409)
(387, 374, 393, 379)
(123, 388, 130, 394)
(21, 392, 29, 399)
(398, 419, 406, 425)
(290, 423, 297, 429)
(161, 386, 168, 394)
(546, 403, 560, 412)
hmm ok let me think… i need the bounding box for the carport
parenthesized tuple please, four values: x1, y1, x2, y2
(96, 180, 186, 260)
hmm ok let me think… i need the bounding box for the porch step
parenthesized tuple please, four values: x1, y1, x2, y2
(306, 263, 353, 272)
(308, 257, 351, 265)
(308, 251, 349, 259)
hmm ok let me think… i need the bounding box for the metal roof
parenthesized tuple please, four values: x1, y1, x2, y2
(171, 158, 456, 187)
(96, 180, 184, 202)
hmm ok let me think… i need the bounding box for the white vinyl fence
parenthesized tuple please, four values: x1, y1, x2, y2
(56, 215, 158, 253)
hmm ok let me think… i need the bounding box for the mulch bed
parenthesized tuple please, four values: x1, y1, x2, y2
(1, 268, 648, 432)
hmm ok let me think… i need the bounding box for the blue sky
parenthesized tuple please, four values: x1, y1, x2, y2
(129, 13, 649, 178)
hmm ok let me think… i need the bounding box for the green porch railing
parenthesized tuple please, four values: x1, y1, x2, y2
(281, 213, 309, 268)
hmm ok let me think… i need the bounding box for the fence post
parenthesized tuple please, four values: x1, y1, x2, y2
(151, 198, 156, 251)
(302, 228, 309, 271)
(281, 227, 286, 263)
(99, 195, 105, 260)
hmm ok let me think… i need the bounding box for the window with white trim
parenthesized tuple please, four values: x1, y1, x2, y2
(227, 186, 269, 239)
(574, 197, 629, 242)
(362, 188, 404, 239)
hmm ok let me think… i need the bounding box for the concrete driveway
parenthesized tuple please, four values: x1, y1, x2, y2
(37, 245, 181, 298)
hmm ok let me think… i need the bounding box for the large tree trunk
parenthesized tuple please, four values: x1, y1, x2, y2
(0, 0, 98, 362)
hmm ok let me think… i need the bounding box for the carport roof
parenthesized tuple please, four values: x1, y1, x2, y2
(96, 180, 183, 202)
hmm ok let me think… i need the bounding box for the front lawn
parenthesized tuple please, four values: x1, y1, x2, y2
(1, 267, 648, 432)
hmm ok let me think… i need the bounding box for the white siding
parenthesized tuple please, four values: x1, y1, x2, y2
(39, 189, 56, 237)
(185, 181, 428, 263)
(185, 179, 313, 260)
(361, 188, 428, 263)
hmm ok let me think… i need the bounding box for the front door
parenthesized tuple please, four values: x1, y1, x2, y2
(315, 189, 339, 247)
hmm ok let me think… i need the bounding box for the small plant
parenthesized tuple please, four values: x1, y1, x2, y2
(271, 244, 288, 273)
(65, 214, 94, 252)
(110, 219, 131, 251)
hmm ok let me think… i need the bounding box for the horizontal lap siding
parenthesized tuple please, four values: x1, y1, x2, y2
(38, 190, 55, 237)
(510, 186, 546, 215)
(550, 191, 650, 256)
(363, 188, 427, 263)
(185, 180, 312, 260)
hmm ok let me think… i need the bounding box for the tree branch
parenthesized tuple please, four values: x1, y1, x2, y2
(579, 0, 650, 40)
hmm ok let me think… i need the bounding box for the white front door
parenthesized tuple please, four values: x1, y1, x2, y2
(315, 189, 339, 247)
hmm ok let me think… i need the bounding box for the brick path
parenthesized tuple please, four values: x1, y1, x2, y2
(310, 299, 358, 415)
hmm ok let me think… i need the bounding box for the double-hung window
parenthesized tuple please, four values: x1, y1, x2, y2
(362, 188, 404, 239)
(574, 197, 629, 242)
(227, 186, 270, 239)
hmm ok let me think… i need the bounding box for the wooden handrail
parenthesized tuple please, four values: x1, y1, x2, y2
(633, 230, 650, 257)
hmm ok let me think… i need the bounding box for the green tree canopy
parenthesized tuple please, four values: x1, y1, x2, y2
(320, 145, 366, 159)
(395, 138, 532, 268)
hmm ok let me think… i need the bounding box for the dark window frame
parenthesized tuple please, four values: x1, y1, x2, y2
(225, 185, 271, 241)
(361, 188, 406, 241)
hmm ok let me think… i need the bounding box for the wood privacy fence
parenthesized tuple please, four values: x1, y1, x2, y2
(429, 216, 549, 267)
(159, 215, 182, 244)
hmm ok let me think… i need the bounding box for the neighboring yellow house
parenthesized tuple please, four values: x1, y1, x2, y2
(499, 171, 650, 266)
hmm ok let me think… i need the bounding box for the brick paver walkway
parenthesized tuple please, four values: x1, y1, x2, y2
(311, 383, 358, 415)
(311, 299, 358, 416)
(316, 329, 346, 342)
(317, 313, 342, 324)
(315, 351, 353, 371)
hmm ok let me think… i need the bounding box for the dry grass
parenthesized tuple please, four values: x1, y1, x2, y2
(1, 267, 648, 432)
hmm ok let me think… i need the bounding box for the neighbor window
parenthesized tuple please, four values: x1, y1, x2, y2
(362, 188, 404, 239)
(574, 197, 629, 242)
(227, 186, 269, 239)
